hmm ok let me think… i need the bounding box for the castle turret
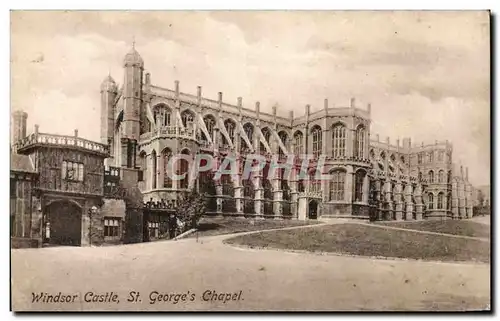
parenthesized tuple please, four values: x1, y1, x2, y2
(11, 110, 28, 146)
(100, 75, 118, 145)
(122, 44, 143, 141)
(121, 44, 144, 169)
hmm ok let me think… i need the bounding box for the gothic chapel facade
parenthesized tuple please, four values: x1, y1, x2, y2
(101, 45, 474, 221)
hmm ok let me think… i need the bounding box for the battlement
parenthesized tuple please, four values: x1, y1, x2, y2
(16, 129, 109, 157)
(149, 82, 371, 127)
(370, 135, 452, 154)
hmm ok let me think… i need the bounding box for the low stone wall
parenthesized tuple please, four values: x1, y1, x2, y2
(11, 237, 40, 249)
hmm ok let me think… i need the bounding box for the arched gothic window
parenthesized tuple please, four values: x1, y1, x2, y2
(163, 148, 173, 188)
(329, 169, 346, 201)
(181, 110, 194, 128)
(242, 123, 254, 150)
(438, 170, 444, 183)
(152, 104, 172, 127)
(354, 170, 366, 202)
(428, 170, 434, 183)
(437, 192, 444, 209)
(428, 193, 434, 210)
(354, 125, 365, 158)
(418, 171, 423, 181)
(222, 119, 236, 146)
(164, 108, 171, 126)
(260, 127, 271, 153)
(293, 131, 303, 155)
(332, 123, 346, 158)
(311, 126, 322, 158)
(225, 119, 236, 141)
(203, 115, 216, 141)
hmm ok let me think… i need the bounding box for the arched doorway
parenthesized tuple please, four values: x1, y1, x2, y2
(45, 200, 82, 246)
(308, 200, 318, 220)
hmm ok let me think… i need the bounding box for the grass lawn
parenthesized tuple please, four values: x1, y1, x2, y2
(375, 220, 490, 239)
(189, 216, 321, 238)
(224, 223, 490, 263)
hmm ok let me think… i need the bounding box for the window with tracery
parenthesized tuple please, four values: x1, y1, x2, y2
(311, 126, 322, 158)
(428, 193, 434, 210)
(354, 125, 365, 158)
(332, 123, 346, 158)
(293, 131, 303, 155)
(437, 192, 444, 209)
(181, 110, 195, 128)
(438, 170, 444, 183)
(354, 170, 366, 202)
(329, 170, 345, 201)
(203, 116, 216, 141)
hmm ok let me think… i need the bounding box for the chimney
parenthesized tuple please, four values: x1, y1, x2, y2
(145, 72, 151, 86)
(11, 110, 28, 145)
(272, 105, 277, 116)
(255, 101, 260, 116)
(466, 167, 469, 181)
(306, 104, 311, 115)
(34, 124, 39, 135)
(289, 110, 294, 120)
(324, 99, 328, 114)
(74, 129, 78, 137)
(350, 97, 355, 108)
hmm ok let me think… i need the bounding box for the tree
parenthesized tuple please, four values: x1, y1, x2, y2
(477, 190, 485, 207)
(176, 190, 208, 232)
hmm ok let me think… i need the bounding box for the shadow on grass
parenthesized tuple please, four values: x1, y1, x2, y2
(225, 224, 490, 263)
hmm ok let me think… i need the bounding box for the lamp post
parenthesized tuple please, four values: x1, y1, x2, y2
(88, 206, 98, 246)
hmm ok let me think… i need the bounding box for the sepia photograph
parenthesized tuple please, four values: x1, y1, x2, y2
(9, 10, 491, 312)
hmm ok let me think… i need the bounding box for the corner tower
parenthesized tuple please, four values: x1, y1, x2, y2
(120, 44, 144, 170)
(11, 110, 28, 146)
(122, 44, 144, 141)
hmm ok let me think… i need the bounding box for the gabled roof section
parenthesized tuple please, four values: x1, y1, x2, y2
(10, 148, 35, 173)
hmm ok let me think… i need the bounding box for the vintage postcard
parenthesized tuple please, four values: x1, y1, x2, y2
(10, 10, 491, 312)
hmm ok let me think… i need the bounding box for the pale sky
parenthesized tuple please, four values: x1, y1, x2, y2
(10, 11, 490, 185)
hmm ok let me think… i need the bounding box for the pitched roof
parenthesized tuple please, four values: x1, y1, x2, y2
(10, 149, 35, 173)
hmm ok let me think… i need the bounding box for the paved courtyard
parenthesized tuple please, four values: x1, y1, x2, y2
(11, 222, 490, 311)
